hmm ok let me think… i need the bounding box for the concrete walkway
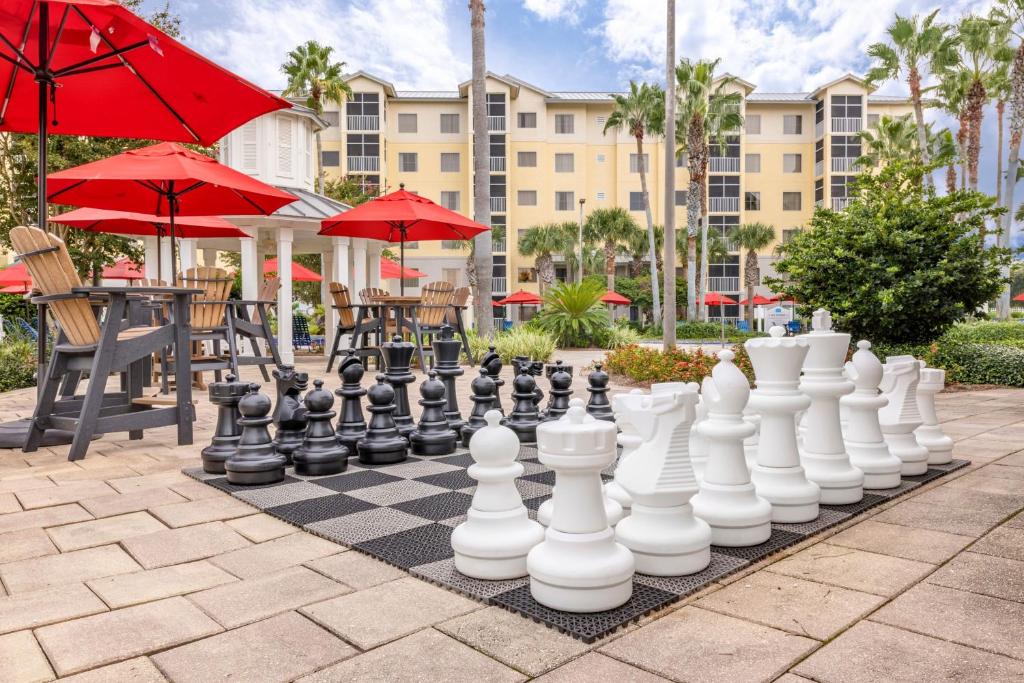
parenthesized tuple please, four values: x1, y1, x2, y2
(0, 351, 1021, 682)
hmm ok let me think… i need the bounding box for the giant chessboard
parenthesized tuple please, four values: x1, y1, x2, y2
(183, 449, 969, 642)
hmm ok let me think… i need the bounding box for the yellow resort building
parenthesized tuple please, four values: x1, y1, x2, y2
(313, 71, 912, 321)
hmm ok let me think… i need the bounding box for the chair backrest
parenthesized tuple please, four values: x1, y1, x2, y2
(10, 226, 100, 346)
(252, 277, 279, 325)
(359, 287, 387, 304)
(293, 313, 312, 347)
(131, 278, 166, 287)
(419, 281, 455, 327)
(178, 266, 232, 330)
(329, 282, 356, 328)
(445, 286, 470, 324)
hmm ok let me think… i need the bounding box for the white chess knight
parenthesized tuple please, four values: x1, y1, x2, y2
(915, 365, 954, 465)
(745, 327, 820, 522)
(797, 309, 865, 504)
(878, 355, 930, 475)
(605, 389, 647, 517)
(527, 399, 635, 612)
(841, 341, 903, 489)
(451, 411, 545, 579)
(614, 384, 712, 576)
(691, 350, 773, 546)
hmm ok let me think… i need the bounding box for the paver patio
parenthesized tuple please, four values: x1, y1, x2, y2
(0, 349, 1021, 681)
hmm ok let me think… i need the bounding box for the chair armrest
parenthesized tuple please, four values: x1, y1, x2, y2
(72, 286, 203, 296)
(30, 292, 89, 304)
(229, 299, 278, 306)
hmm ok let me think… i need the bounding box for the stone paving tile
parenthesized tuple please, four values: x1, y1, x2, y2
(225, 514, 296, 543)
(107, 471, 191, 494)
(911, 485, 1024, 516)
(976, 464, 1024, 480)
(87, 560, 238, 609)
(208, 532, 340, 579)
(78, 487, 187, 519)
(300, 576, 482, 650)
(970, 526, 1024, 562)
(1007, 512, 1024, 529)
(0, 630, 54, 683)
(14, 480, 115, 510)
(826, 519, 976, 564)
(0, 544, 141, 594)
(870, 583, 1024, 661)
(532, 653, 670, 682)
(167, 479, 225, 501)
(765, 543, 933, 598)
(152, 611, 356, 683)
(148, 496, 255, 528)
(46, 511, 167, 552)
(120, 521, 252, 569)
(600, 606, 817, 683)
(793, 621, 1024, 682)
(0, 504, 92, 535)
(35, 597, 223, 677)
(0, 493, 20, 514)
(0, 583, 107, 635)
(438, 606, 590, 676)
(694, 570, 885, 641)
(49, 465, 139, 484)
(927, 551, 1024, 603)
(187, 566, 350, 629)
(872, 499, 1005, 537)
(296, 628, 526, 683)
(0, 478, 55, 495)
(56, 657, 167, 683)
(998, 451, 1024, 467)
(0, 529, 57, 564)
(944, 474, 1024, 497)
(304, 550, 405, 589)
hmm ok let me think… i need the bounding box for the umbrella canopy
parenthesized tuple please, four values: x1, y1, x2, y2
(1013, 293, 1024, 302)
(739, 295, 773, 306)
(264, 258, 322, 282)
(0, 285, 30, 294)
(51, 208, 248, 238)
(0, 262, 33, 287)
(380, 258, 426, 280)
(102, 258, 144, 280)
(601, 291, 631, 305)
(495, 289, 543, 306)
(703, 292, 738, 306)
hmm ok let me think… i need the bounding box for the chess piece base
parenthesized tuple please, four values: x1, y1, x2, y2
(200, 443, 233, 475)
(225, 457, 286, 485)
(410, 431, 458, 457)
(527, 527, 634, 612)
(691, 482, 772, 547)
(884, 432, 929, 475)
(537, 493, 623, 527)
(451, 508, 545, 580)
(916, 425, 954, 465)
(615, 504, 711, 576)
(357, 437, 408, 466)
(846, 441, 903, 489)
(293, 453, 348, 477)
(799, 451, 865, 504)
(749, 466, 820, 523)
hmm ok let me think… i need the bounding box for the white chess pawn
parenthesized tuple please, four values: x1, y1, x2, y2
(743, 407, 760, 471)
(915, 365, 954, 465)
(614, 383, 711, 576)
(691, 350, 772, 546)
(879, 355, 929, 475)
(798, 309, 865, 504)
(689, 394, 710, 481)
(745, 327, 820, 522)
(452, 411, 545, 579)
(606, 389, 648, 517)
(842, 341, 903, 489)
(527, 399, 635, 612)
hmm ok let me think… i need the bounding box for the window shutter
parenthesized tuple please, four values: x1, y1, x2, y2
(242, 122, 258, 173)
(277, 118, 293, 176)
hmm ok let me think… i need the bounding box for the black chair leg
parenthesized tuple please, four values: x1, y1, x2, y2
(68, 346, 115, 461)
(326, 322, 344, 373)
(25, 351, 66, 453)
(455, 309, 474, 366)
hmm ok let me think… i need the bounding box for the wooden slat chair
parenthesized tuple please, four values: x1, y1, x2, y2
(326, 282, 359, 372)
(175, 267, 234, 389)
(226, 277, 282, 382)
(413, 281, 455, 366)
(444, 285, 475, 366)
(10, 226, 194, 461)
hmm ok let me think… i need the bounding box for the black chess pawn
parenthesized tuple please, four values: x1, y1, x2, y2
(271, 366, 309, 465)
(225, 384, 287, 485)
(542, 361, 573, 422)
(293, 380, 348, 476)
(482, 345, 505, 415)
(202, 374, 248, 474)
(431, 325, 465, 432)
(357, 374, 409, 465)
(381, 335, 416, 438)
(410, 371, 458, 456)
(505, 367, 541, 444)
(461, 368, 497, 447)
(335, 349, 368, 453)
(586, 363, 615, 422)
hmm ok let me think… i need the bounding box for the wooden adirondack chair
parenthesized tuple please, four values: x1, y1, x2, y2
(226, 277, 282, 382)
(415, 281, 455, 365)
(326, 282, 359, 372)
(175, 267, 234, 389)
(444, 285, 475, 365)
(10, 226, 195, 461)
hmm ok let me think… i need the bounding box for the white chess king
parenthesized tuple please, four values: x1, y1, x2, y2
(841, 341, 903, 489)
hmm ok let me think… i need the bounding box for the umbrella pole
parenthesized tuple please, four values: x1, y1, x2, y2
(399, 225, 408, 296)
(35, 3, 50, 397)
(720, 301, 725, 347)
(155, 227, 164, 283)
(168, 188, 178, 282)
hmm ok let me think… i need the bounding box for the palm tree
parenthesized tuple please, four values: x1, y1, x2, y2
(866, 10, 958, 188)
(663, 0, 677, 351)
(991, 49, 1012, 204)
(855, 114, 919, 168)
(729, 223, 775, 327)
(930, 127, 961, 193)
(621, 224, 664, 277)
(281, 41, 353, 193)
(604, 81, 665, 325)
(518, 223, 577, 295)
(469, 0, 494, 335)
(934, 71, 970, 190)
(584, 207, 640, 294)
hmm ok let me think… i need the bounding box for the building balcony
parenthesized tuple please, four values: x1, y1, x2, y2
(492, 239, 506, 253)
(347, 156, 379, 173)
(487, 115, 506, 132)
(815, 120, 824, 139)
(832, 117, 862, 133)
(709, 197, 739, 213)
(709, 157, 740, 173)
(832, 197, 850, 211)
(489, 156, 506, 172)
(832, 157, 856, 172)
(493, 276, 507, 293)
(346, 114, 379, 131)
(708, 276, 740, 292)
(490, 196, 507, 213)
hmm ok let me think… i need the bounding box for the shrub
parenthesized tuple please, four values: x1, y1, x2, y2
(934, 342, 1024, 387)
(0, 340, 36, 392)
(603, 325, 642, 349)
(464, 327, 556, 365)
(532, 281, 609, 348)
(676, 321, 764, 342)
(604, 343, 754, 386)
(941, 321, 1024, 344)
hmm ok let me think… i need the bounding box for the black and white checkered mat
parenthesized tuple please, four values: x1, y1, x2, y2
(184, 451, 969, 642)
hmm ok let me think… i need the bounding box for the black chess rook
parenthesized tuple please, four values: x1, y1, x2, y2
(381, 335, 416, 438)
(201, 374, 248, 474)
(431, 324, 465, 432)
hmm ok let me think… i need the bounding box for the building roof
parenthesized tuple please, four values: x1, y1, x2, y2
(546, 91, 619, 102)
(746, 92, 813, 103)
(393, 91, 461, 101)
(342, 71, 397, 97)
(868, 94, 912, 103)
(273, 186, 350, 221)
(458, 72, 522, 98)
(715, 73, 757, 94)
(810, 73, 872, 98)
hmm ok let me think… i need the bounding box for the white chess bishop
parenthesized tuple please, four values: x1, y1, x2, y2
(451, 411, 545, 579)
(614, 383, 712, 576)
(691, 350, 773, 546)
(527, 399, 635, 612)
(797, 309, 865, 504)
(915, 365, 954, 465)
(878, 355, 930, 475)
(745, 327, 820, 522)
(841, 341, 903, 489)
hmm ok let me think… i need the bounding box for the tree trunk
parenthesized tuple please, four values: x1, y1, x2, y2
(469, 0, 494, 336)
(997, 100, 1006, 205)
(965, 78, 985, 195)
(538, 254, 555, 295)
(908, 66, 933, 188)
(686, 179, 699, 320)
(698, 177, 709, 322)
(958, 115, 968, 191)
(946, 164, 957, 194)
(745, 248, 758, 329)
(604, 239, 616, 292)
(998, 43, 1024, 319)
(636, 136, 661, 326)
(662, 0, 676, 351)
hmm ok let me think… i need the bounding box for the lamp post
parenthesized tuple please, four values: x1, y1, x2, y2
(577, 197, 586, 283)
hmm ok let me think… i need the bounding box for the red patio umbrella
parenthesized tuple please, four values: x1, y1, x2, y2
(703, 292, 737, 344)
(495, 290, 543, 306)
(102, 257, 144, 281)
(263, 258, 322, 283)
(1013, 293, 1024, 302)
(319, 184, 489, 294)
(739, 295, 773, 306)
(380, 258, 427, 280)
(601, 291, 631, 305)
(0, 262, 33, 288)
(0, 285, 30, 294)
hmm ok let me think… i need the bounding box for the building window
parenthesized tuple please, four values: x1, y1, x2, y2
(440, 152, 460, 173)
(320, 150, 340, 167)
(517, 112, 537, 128)
(783, 115, 803, 135)
(517, 151, 537, 167)
(399, 152, 418, 172)
(517, 267, 538, 283)
(745, 153, 760, 172)
(440, 191, 460, 211)
(440, 113, 460, 134)
(676, 154, 687, 168)
(831, 135, 861, 159)
(555, 114, 575, 134)
(347, 93, 380, 116)
(783, 191, 802, 211)
(629, 192, 645, 211)
(867, 113, 880, 127)
(596, 191, 607, 200)
(831, 175, 857, 198)
(486, 93, 506, 117)
(783, 228, 802, 244)
(555, 191, 575, 211)
(555, 153, 575, 173)
(322, 111, 339, 127)
(597, 153, 606, 163)
(815, 139, 825, 165)
(745, 192, 760, 211)
(675, 190, 688, 206)
(709, 175, 740, 198)
(815, 178, 824, 204)
(629, 153, 650, 173)
(831, 95, 863, 119)
(517, 190, 537, 206)
(398, 113, 417, 133)
(783, 153, 802, 173)
(360, 175, 380, 194)
(441, 241, 461, 251)
(442, 267, 461, 285)
(596, 115, 606, 126)
(347, 133, 379, 159)
(745, 114, 761, 135)
(815, 98, 825, 126)
(277, 117, 293, 176)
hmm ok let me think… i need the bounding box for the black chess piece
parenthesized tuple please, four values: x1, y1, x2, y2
(409, 371, 458, 456)
(293, 379, 349, 476)
(201, 374, 248, 474)
(481, 345, 504, 415)
(586, 363, 615, 422)
(505, 367, 541, 444)
(431, 325, 465, 432)
(542, 360, 573, 422)
(225, 384, 287, 485)
(530, 360, 545, 407)
(335, 349, 368, 453)
(271, 366, 309, 465)
(461, 368, 496, 447)
(357, 374, 409, 465)
(381, 335, 415, 438)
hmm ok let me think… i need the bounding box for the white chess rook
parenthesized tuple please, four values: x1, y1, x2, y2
(841, 341, 903, 489)
(797, 309, 865, 504)
(606, 389, 648, 516)
(878, 355, 930, 475)
(915, 366, 954, 465)
(527, 399, 634, 612)
(451, 411, 545, 579)
(614, 384, 712, 576)
(691, 350, 773, 546)
(745, 327, 820, 522)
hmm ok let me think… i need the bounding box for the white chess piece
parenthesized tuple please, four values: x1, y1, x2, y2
(689, 394, 710, 481)
(743, 408, 760, 471)
(841, 341, 903, 489)
(691, 350, 772, 546)
(915, 365, 954, 465)
(451, 411, 545, 579)
(745, 327, 820, 522)
(878, 355, 929, 475)
(605, 389, 647, 517)
(614, 383, 712, 576)
(798, 309, 865, 504)
(527, 399, 635, 612)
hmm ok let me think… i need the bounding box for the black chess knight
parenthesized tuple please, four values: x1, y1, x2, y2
(481, 345, 505, 414)
(271, 366, 309, 465)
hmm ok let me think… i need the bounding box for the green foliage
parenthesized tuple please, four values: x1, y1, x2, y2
(0, 295, 30, 321)
(603, 343, 754, 385)
(942, 320, 1024, 343)
(464, 327, 557, 365)
(323, 176, 379, 205)
(766, 162, 1008, 345)
(676, 321, 765, 342)
(0, 340, 36, 392)
(281, 40, 352, 114)
(603, 325, 643, 349)
(616, 276, 687, 324)
(518, 223, 578, 293)
(937, 342, 1024, 386)
(532, 281, 609, 348)
(604, 81, 665, 141)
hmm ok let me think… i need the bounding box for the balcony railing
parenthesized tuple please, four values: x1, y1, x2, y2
(708, 276, 740, 292)
(493, 276, 507, 293)
(832, 197, 850, 211)
(490, 196, 507, 213)
(722, 238, 740, 252)
(347, 156, 379, 172)
(346, 114, 379, 131)
(815, 160, 824, 177)
(489, 156, 506, 172)
(709, 157, 740, 173)
(815, 120, 824, 138)
(492, 239, 506, 253)
(831, 117, 862, 133)
(487, 116, 506, 132)
(831, 157, 856, 172)
(709, 197, 739, 213)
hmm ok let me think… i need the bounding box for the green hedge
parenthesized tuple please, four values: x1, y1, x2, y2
(0, 341, 36, 392)
(942, 321, 1024, 344)
(675, 321, 765, 342)
(936, 342, 1024, 387)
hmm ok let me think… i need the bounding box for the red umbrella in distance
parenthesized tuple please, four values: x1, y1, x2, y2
(264, 258, 322, 283)
(0, 262, 33, 289)
(320, 184, 489, 294)
(102, 257, 144, 281)
(702, 292, 737, 306)
(0, 285, 30, 294)
(1013, 293, 1024, 302)
(601, 291, 631, 305)
(739, 295, 773, 306)
(496, 290, 543, 306)
(380, 258, 426, 280)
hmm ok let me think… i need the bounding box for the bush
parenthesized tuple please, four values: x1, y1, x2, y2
(0, 340, 36, 392)
(604, 343, 754, 386)
(676, 321, 764, 342)
(942, 321, 1024, 344)
(603, 325, 642, 349)
(463, 326, 556, 365)
(532, 281, 609, 348)
(935, 342, 1024, 387)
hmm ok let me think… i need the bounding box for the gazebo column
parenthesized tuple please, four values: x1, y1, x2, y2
(368, 242, 382, 289)
(159, 237, 173, 281)
(332, 237, 351, 351)
(321, 249, 334, 358)
(240, 235, 259, 355)
(277, 227, 295, 365)
(353, 240, 368, 296)
(202, 248, 218, 267)
(179, 239, 197, 273)
(143, 237, 159, 280)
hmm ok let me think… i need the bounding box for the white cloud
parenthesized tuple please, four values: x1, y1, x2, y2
(523, 0, 587, 24)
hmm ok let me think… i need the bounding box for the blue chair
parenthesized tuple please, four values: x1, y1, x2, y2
(786, 320, 802, 335)
(736, 320, 750, 332)
(293, 314, 313, 351)
(502, 319, 513, 331)
(17, 319, 37, 341)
